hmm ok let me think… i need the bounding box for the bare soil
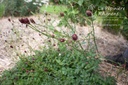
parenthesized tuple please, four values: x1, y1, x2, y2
(0, 14, 128, 85)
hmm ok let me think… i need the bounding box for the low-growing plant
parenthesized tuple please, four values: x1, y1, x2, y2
(0, 42, 116, 85)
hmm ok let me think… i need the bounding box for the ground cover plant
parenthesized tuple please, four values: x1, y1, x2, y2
(0, 45, 116, 85)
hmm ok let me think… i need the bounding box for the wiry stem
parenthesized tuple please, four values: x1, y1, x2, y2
(91, 18, 99, 54)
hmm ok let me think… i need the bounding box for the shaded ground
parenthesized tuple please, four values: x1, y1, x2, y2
(0, 14, 128, 85)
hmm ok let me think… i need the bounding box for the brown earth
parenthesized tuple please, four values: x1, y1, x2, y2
(0, 14, 128, 85)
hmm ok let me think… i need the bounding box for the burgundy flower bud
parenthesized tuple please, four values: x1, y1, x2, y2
(8, 18, 11, 22)
(19, 18, 30, 24)
(10, 45, 13, 48)
(19, 18, 24, 24)
(86, 10, 92, 17)
(30, 18, 35, 24)
(39, 34, 41, 36)
(72, 34, 78, 41)
(24, 51, 27, 53)
(59, 38, 65, 42)
(24, 18, 30, 24)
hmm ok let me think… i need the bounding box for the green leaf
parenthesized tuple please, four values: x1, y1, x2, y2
(78, 0, 84, 6)
(56, 59, 64, 65)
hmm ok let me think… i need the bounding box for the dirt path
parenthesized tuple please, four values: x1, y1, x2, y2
(0, 14, 128, 85)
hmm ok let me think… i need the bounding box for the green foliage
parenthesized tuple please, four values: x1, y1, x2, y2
(3, 0, 42, 16)
(50, 0, 128, 38)
(0, 3, 5, 17)
(50, 0, 108, 25)
(40, 4, 67, 14)
(0, 45, 116, 85)
(121, 19, 128, 40)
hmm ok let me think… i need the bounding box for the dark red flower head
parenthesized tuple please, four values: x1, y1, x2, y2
(86, 10, 92, 17)
(24, 18, 30, 24)
(8, 18, 11, 22)
(72, 34, 78, 41)
(19, 18, 24, 23)
(10, 45, 13, 48)
(30, 18, 35, 24)
(59, 38, 65, 42)
(19, 18, 30, 24)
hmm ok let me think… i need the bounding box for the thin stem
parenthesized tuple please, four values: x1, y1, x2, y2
(78, 41, 84, 51)
(29, 24, 49, 37)
(91, 18, 99, 54)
